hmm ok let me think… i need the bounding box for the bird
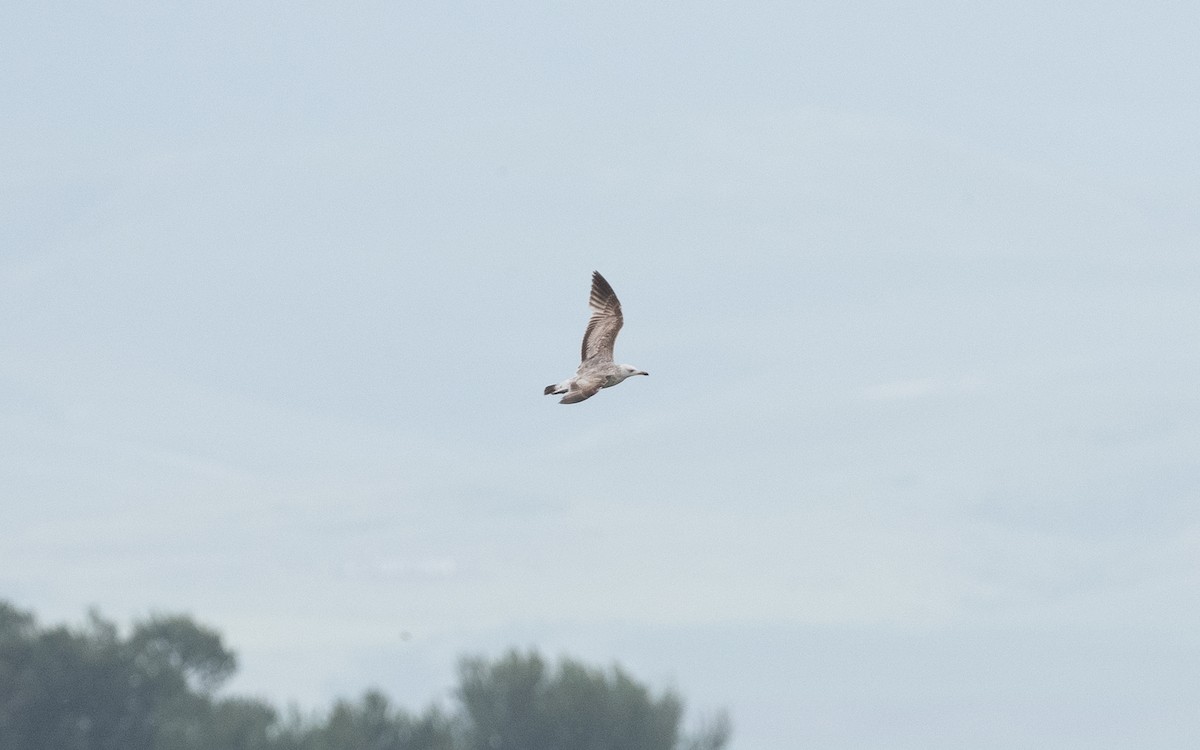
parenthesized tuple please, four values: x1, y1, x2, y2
(544, 271, 649, 404)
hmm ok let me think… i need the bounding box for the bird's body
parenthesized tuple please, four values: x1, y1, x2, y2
(544, 271, 648, 404)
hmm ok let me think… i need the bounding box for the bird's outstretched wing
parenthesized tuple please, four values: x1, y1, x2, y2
(580, 271, 623, 363)
(559, 375, 604, 404)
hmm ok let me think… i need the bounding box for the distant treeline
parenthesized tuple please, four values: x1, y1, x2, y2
(0, 601, 729, 750)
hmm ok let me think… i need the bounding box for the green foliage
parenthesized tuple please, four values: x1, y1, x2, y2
(156, 697, 277, 750)
(0, 604, 172, 750)
(458, 650, 684, 750)
(0, 602, 729, 750)
(273, 691, 456, 750)
(128, 615, 237, 695)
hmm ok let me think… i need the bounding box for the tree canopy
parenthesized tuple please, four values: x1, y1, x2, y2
(0, 602, 729, 750)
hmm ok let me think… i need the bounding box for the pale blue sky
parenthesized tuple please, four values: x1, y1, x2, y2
(3, 3, 1198, 747)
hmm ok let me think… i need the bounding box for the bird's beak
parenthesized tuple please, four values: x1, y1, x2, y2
(639, 371, 649, 376)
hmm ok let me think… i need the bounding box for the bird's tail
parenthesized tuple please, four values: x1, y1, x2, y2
(544, 383, 567, 395)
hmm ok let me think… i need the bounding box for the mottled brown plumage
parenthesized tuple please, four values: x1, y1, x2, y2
(544, 271, 648, 404)
(581, 271, 623, 362)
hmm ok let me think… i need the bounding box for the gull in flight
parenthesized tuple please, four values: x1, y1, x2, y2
(544, 271, 649, 404)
